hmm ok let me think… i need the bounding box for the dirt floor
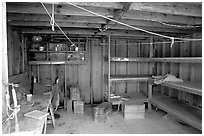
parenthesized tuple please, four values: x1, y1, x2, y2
(46, 105, 201, 134)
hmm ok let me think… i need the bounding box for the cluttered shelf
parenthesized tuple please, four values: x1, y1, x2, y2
(151, 57, 202, 63)
(160, 81, 202, 96)
(149, 93, 202, 131)
(110, 74, 152, 82)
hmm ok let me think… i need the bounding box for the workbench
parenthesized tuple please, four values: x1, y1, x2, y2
(10, 93, 54, 134)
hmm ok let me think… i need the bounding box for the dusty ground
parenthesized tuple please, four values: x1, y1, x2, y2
(46, 105, 201, 134)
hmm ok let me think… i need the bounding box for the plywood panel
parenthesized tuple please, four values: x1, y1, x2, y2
(39, 65, 51, 85)
(91, 39, 102, 103)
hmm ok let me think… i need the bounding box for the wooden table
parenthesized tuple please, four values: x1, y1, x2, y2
(10, 94, 54, 134)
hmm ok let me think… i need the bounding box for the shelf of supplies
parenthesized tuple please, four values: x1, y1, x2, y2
(28, 61, 87, 65)
(159, 81, 202, 96)
(150, 94, 202, 131)
(151, 57, 202, 63)
(110, 74, 152, 82)
(110, 57, 151, 62)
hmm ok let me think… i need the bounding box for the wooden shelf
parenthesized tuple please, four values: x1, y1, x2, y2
(28, 51, 47, 53)
(28, 61, 87, 65)
(110, 74, 152, 82)
(110, 57, 151, 62)
(159, 81, 202, 96)
(110, 57, 202, 63)
(150, 94, 202, 131)
(151, 57, 202, 63)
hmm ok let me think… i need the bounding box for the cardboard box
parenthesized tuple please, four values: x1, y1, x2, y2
(73, 100, 84, 114)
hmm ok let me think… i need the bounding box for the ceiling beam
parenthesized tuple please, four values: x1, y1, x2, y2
(8, 21, 200, 34)
(6, 3, 201, 25)
(11, 26, 186, 38)
(7, 13, 201, 30)
(7, 13, 107, 24)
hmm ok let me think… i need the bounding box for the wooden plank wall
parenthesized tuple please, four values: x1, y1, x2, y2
(110, 38, 150, 96)
(7, 26, 24, 76)
(154, 33, 202, 108)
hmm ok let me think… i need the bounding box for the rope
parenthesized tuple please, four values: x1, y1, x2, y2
(67, 2, 202, 42)
(159, 21, 202, 28)
(101, 39, 200, 46)
(41, 2, 75, 46)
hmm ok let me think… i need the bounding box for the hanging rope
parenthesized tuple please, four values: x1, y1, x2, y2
(50, 3, 55, 31)
(67, 2, 202, 42)
(41, 2, 75, 46)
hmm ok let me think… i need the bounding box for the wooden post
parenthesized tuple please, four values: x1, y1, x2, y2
(108, 35, 111, 102)
(2, 2, 10, 133)
(148, 82, 152, 111)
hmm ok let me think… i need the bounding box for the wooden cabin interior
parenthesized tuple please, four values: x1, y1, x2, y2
(2, 2, 202, 134)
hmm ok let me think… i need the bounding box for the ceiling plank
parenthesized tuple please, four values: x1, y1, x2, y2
(6, 3, 201, 25)
(129, 2, 202, 17)
(55, 2, 202, 17)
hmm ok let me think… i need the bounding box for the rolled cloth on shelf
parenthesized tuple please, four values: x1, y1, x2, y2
(153, 74, 183, 84)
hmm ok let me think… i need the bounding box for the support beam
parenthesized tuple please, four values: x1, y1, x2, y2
(8, 21, 200, 34)
(11, 27, 188, 37)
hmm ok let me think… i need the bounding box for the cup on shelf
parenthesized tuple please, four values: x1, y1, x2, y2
(26, 94, 32, 102)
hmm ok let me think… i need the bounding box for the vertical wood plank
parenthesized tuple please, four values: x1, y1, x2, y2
(127, 39, 138, 93)
(110, 39, 116, 94)
(115, 39, 127, 94)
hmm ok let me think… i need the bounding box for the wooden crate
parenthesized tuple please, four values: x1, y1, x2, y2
(64, 97, 72, 113)
(70, 87, 80, 101)
(73, 100, 84, 114)
(94, 102, 112, 123)
(122, 103, 145, 119)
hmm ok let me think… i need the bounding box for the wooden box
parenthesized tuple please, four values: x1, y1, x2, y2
(73, 100, 84, 114)
(70, 87, 80, 101)
(94, 102, 112, 123)
(122, 103, 145, 119)
(66, 98, 73, 113)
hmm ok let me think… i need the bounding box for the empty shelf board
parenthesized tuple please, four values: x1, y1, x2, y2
(150, 94, 202, 131)
(160, 81, 202, 96)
